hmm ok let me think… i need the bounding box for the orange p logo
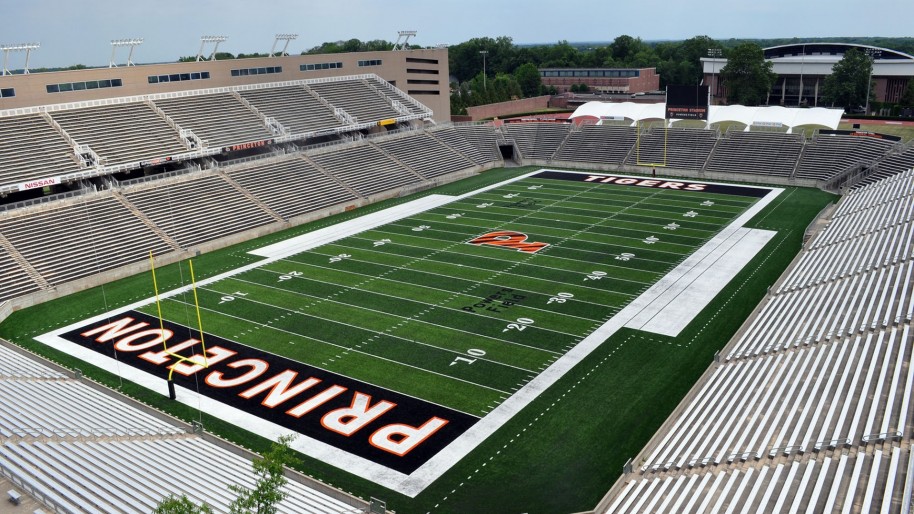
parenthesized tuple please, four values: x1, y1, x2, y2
(468, 231, 549, 254)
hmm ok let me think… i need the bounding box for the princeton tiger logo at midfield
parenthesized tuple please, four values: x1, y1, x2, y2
(468, 231, 549, 253)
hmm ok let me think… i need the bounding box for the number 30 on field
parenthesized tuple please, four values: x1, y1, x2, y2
(450, 348, 486, 366)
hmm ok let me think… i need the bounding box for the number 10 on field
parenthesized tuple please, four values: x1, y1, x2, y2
(450, 348, 486, 366)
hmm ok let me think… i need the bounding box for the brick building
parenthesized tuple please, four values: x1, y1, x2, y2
(538, 67, 659, 95)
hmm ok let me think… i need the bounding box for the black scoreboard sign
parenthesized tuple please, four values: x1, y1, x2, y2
(666, 85, 710, 120)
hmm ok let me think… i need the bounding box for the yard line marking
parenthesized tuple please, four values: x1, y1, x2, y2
(235, 272, 585, 340)
(411, 211, 718, 241)
(278, 255, 641, 297)
(223, 275, 565, 360)
(349, 234, 688, 267)
(253, 266, 608, 323)
(315, 240, 667, 283)
(160, 297, 513, 398)
(371, 224, 696, 256)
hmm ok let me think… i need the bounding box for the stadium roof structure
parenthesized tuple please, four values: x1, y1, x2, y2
(569, 101, 844, 131)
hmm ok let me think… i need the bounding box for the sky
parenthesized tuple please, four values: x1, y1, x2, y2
(1, 0, 912, 69)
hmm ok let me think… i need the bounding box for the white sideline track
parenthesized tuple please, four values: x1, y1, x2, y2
(624, 227, 777, 337)
(36, 170, 782, 497)
(249, 194, 457, 259)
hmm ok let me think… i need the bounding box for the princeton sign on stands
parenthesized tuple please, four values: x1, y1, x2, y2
(17, 177, 60, 192)
(222, 139, 275, 153)
(819, 129, 902, 142)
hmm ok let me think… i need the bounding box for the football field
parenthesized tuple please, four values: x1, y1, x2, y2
(141, 171, 758, 413)
(40, 169, 779, 495)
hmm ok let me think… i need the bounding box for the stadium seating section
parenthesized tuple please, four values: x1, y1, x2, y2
(0, 114, 81, 185)
(153, 93, 274, 148)
(607, 169, 914, 513)
(0, 343, 363, 513)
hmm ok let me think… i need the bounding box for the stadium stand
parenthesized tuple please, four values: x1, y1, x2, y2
(704, 130, 804, 177)
(625, 126, 718, 171)
(49, 103, 189, 166)
(503, 122, 571, 160)
(795, 133, 898, 181)
(0, 114, 81, 186)
(0, 195, 173, 286)
(0, 244, 42, 304)
(307, 78, 403, 123)
(427, 125, 491, 165)
(225, 155, 358, 220)
(375, 132, 475, 179)
(607, 445, 910, 513)
(0, 342, 364, 513)
(0, 379, 187, 439)
(554, 124, 637, 165)
(310, 143, 421, 198)
(237, 85, 343, 136)
(603, 169, 914, 513)
(453, 123, 502, 162)
(365, 76, 428, 116)
(152, 93, 274, 149)
(121, 174, 277, 249)
(643, 326, 912, 471)
(853, 145, 914, 187)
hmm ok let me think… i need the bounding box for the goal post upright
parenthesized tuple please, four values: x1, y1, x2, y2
(148, 252, 211, 397)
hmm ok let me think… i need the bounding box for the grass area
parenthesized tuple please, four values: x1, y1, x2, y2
(128, 174, 754, 419)
(0, 167, 836, 513)
(838, 121, 914, 142)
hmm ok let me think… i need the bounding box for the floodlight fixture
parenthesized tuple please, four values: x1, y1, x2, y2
(1, 42, 40, 75)
(394, 30, 417, 51)
(197, 35, 228, 61)
(109, 38, 143, 68)
(270, 33, 298, 57)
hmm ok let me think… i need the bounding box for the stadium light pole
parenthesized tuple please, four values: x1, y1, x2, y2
(1, 43, 40, 75)
(197, 36, 228, 62)
(707, 48, 722, 104)
(394, 30, 417, 51)
(479, 50, 488, 90)
(109, 38, 143, 68)
(864, 47, 881, 115)
(270, 33, 297, 57)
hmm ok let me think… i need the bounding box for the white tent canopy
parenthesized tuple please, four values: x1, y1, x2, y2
(569, 101, 844, 131)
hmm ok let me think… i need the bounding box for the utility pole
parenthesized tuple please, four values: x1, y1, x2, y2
(479, 50, 488, 90)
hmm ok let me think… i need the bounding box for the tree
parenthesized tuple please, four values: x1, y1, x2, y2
(229, 435, 299, 514)
(153, 495, 213, 514)
(719, 43, 777, 105)
(822, 48, 874, 111)
(514, 63, 542, 97)
(610, 35, 644, 64)
(154, 436, 298, 514)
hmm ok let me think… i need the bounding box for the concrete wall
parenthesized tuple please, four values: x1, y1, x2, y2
(0, 48, 450, 122)
(465, 95, 551, 121)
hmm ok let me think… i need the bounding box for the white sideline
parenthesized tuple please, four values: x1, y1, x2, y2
(249, 194, 457, 259)
(624, 227, 777, 337)
(35, 169, 782, 497)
